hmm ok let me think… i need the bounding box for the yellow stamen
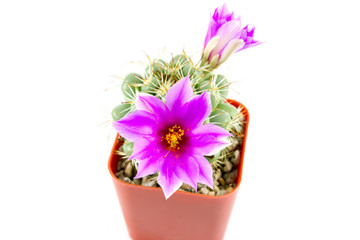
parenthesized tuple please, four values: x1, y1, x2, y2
(165, 124, 184, 150)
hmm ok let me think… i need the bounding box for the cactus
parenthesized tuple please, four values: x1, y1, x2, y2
(111, 52, 246, 167)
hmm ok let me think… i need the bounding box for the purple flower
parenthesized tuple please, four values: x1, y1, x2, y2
(202, 4, 261, 68)
(113, 76, 231, 199)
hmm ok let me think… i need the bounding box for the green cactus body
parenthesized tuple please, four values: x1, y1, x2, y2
(122, 73, 143, 101)
(112, 103, 132, 121)
(145, 59, 169, 79)
(209, 108, 231, 129)
(197, 74, 229, 99)
(123, 140, 134, 156)
(216, 102, 238, 119)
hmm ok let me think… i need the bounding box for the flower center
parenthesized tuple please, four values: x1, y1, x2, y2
(164, 124, 184, 150)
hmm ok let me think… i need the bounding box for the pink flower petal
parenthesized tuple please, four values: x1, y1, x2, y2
(194, 155, 213, 189)
(135, 93, 169, 125)
(136, 93, 166, 114)
(112, 110, 157, 142)
(174, 154, 199, 190)
(189, 123, 232, 156)
(181, 92, 212, 129)
(157, 154, 183, 199)
(236, 26, 262, 52)
(129, 136, 168, 163)
(204, 17, 218, 46)
(165, 76, 193, 112)
(134, 156, 162, 179)
(211, 20, 242, 57)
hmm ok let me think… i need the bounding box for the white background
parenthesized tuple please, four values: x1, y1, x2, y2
(1, 0, 359, 239)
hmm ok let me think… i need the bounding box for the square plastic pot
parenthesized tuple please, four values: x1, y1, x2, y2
(108, 99, 249, 240)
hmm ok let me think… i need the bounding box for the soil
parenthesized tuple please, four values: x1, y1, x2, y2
(115, 138, 242, 196)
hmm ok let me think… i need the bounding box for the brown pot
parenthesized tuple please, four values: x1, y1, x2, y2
(108, 99, 249, 240)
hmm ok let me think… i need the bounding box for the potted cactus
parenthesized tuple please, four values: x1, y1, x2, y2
(108, 4, 261, 240)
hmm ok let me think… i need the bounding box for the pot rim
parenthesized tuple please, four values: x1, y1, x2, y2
(108, 99, 249, 199)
